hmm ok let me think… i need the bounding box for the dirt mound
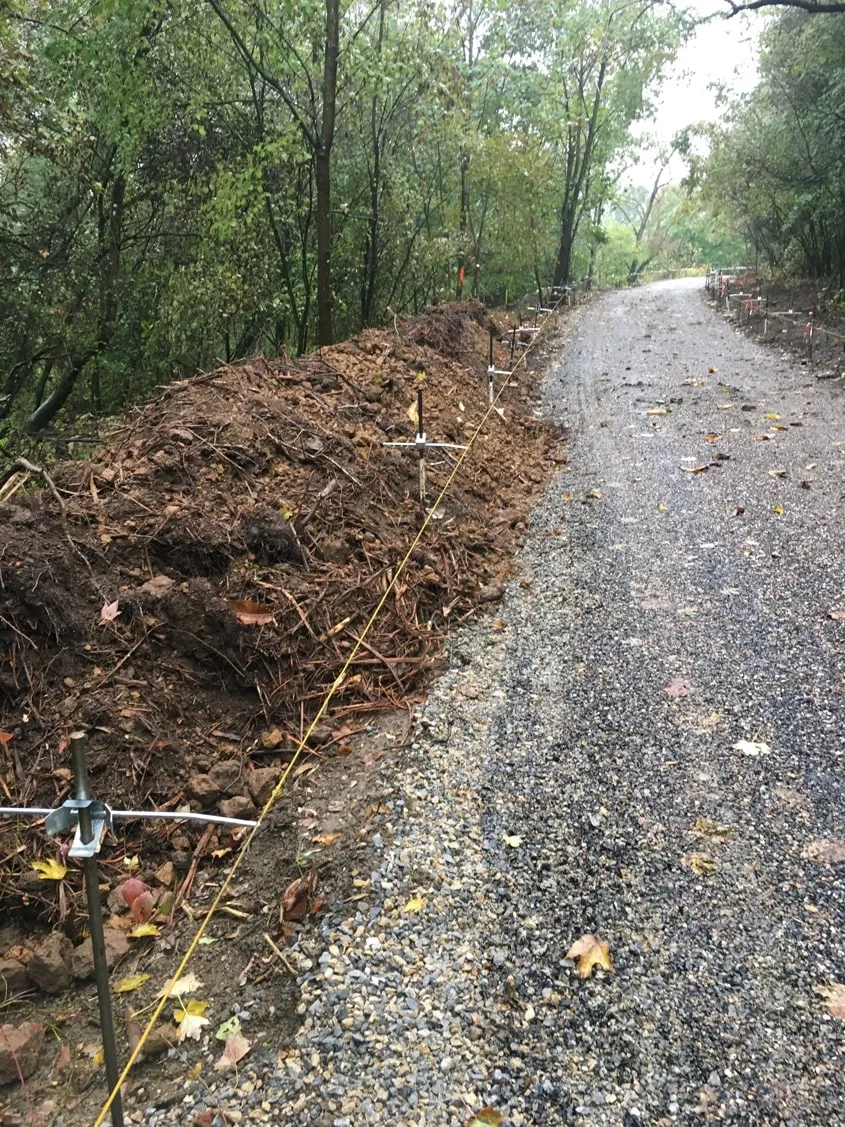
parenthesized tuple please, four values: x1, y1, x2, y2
(0, 300, 565, 916)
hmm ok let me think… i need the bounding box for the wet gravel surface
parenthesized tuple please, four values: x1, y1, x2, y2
(142, 279, 844, 1126)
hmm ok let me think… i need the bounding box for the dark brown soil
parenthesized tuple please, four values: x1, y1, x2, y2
(714, 273, 845, 378)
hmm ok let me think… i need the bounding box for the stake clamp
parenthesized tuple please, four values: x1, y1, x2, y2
(46, 797, 113, 858)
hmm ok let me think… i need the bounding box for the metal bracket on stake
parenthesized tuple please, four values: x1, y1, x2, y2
(486, 365, 510, 404)
(0, 732, 263, 1126)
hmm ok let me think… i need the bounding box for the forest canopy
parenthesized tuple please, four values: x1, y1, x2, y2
(0, 0, 691, 434)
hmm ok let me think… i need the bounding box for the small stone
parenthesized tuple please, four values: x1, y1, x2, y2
(154, 861, 175, 886)
(0, 1021, 44, 1082)
(0, 956, 29, 997)
(208, 760, 242, 794)
(71, 928, 130, 980)
(478, 582, 505, 602)
(219, 795, 256, 821)
(138, 574, 174, 598)
(248, 768, 280, 806)
(261, 728, 285, 750)
(186, 773, 220, 806)
(27, 933, 73, 994)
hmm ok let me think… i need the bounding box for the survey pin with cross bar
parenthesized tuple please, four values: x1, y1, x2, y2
(382, 386, 468, 503)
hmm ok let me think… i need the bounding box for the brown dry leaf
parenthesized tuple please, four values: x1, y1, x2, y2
(815, 983, 845, 1018)
(228, 599, 274, 626)
(100, 599, 120, 621)
(281, 870, 318, 922)
(680, 463, 713, 474)
(682, 852, 717, 876)
(708, 366, 719, 373)
(465, 1110, 506, 1127)
(491, 619, 507, 632)
(312, 833, 340, 846)
(56, 1043, 71, 1069)
(214, 1031, 252, 1072)
(565, 934, 612, 979)
(0, 730, 14, 744)
(802, 838, 845, 865)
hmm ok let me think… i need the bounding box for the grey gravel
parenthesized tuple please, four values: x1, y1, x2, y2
(141, 279, 845, 1126)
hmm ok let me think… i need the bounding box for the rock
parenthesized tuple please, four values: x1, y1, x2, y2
(186, 773, 220, 806)
(219, 795, 256, 821)
(248, 767, 280, 807)
(138, 574, 174, 598)
(321, 537, 350, 564)
(309, 721, 334, 747)
(261, 728, 285, 750)
(27, 933, 73, 994)
(208, 760, 242, 795)
(154, 861, 175, 887)
(71, 929, 130, 981)
(0, 957, 29, 998)
(478, 582, 505, 602)
(0, 1021, 44, 1083)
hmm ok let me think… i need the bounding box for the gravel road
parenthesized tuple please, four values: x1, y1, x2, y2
(150, 279, 845, 1127)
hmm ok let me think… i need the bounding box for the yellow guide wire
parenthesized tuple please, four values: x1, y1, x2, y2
(92, 296, 564, 1126)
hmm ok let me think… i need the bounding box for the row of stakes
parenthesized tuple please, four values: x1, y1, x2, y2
(383, 289, 564, 502)
(0, 288, 566, 1121)
(0, 733, 260, 1126)
(705, 268, 816, 357)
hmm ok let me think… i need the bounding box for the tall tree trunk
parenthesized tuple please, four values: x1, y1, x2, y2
(316, 0, 339, 346)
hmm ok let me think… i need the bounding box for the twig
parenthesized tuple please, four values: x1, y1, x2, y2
(263, 932, 298, 975)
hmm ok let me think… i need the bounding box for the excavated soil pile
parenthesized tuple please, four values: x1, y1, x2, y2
(0, 300, 565, 913)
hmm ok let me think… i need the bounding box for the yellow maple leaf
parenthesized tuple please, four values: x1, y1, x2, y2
(565, 934, 613, 979)
(772, 505, 785, 515)
(129, 922, 160, 939)
(175, 999, 208, 1021)
(465, 1109, 506, 1127)
(32, 858, 68, 881)
(401, 896, 426, 913)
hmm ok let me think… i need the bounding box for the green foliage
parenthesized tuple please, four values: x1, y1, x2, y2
(0, 0, 688, 437)
(699, 10, 845, 282)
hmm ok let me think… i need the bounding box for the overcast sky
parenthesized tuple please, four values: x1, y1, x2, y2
(629, 0, 764, 186)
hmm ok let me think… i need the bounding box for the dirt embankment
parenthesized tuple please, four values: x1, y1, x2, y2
(0, 300, 566, 918)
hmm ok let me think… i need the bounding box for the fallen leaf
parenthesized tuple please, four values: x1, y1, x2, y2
(562, 491, 574, 501)
(120, 878, 152, 908)
(657, 502, 668, 512)
(771, 424, 788, 431)
(692, 817, 733, 840)
(158, 971, 202, 999)
(704, 433, 720, 442)
(177, 1011, 209, 1043)
(802, 838, 845, 865)
(401, 896, 426, 913)
(215, 1015, 242, 1041)
(679, 463, 716, 474)
(32, 858, 67, 881)
(0, 730, 14, 744)
(754, 434, 771, 441)
(407, 401, 419, 427)
(311, 833, 340, 846)
(585, 488, 602, 499)
(113, 973, 150, 994)
(503, 835, 523, 848)
(129, 922, 160, 939)
(682, 852, 717, 875)
(732, 739, 771, 756)
(815, 983, 845, 1018)
(772, 506, 785, 517)
(228, 599, 274, 626)
(175, 999, 209, 1022)
(763, 412, 781, 420)
(465, 1110, 506, 1127)
(281, 870, 318, 921)
(213, 1031, 251, 1071)
(647, 408, 668, 416)
(100, 599, 120, 622)
(708, 366, 718, 373)
(131, 890, 156, 923)
(565, 934, 612, 978)
(664, 678, 691, 698)
(768, 469, 787, 478)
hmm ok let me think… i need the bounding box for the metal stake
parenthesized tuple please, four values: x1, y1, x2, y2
(70, 732, 124, 1127)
